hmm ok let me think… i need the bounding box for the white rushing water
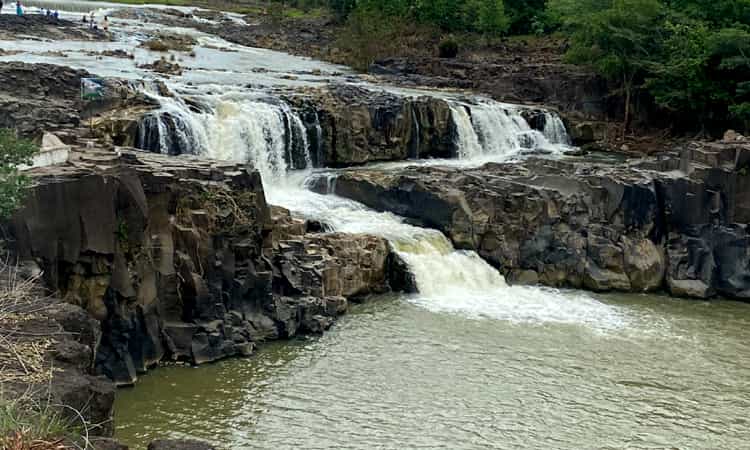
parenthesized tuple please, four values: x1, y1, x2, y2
(136, 91, 313, 184)
(449, 100, 570, 160)
(269, 181, 625, 329)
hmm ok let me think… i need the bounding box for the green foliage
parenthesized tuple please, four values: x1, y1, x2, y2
(351, 0, 510, 36)
(664, 0, 750, 27)
(504, 0, 546, 34)
(552, 0, 750, 132)
(559, 0, 664, 131)
(646, 19, 716, 117)
(0, 130, 37, 220)
(438, 39, 459, 58)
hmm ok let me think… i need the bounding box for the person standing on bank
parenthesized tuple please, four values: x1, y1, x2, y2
(16, 1, 23, 16)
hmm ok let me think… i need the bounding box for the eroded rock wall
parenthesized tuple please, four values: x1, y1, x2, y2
(11, 150, 404, 386)
(290, 84, 457, 166)
(312, 142, 750, 300)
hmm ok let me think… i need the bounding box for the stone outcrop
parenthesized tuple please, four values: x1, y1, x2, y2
(289, 84, 457, 167)
(1, 293, 116, 443)
(311, 141, 750, 300)
(0, 63, 88, 137)
(0, 62, 161, 141)
(148, 439, 216, 450)
(11, 149, 406, 386)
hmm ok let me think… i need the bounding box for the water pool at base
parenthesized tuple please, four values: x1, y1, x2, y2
(115, 293, 750, 449)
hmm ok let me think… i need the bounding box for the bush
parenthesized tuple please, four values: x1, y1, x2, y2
(438, 39, 459, 58)
(0, 129, 37, 220)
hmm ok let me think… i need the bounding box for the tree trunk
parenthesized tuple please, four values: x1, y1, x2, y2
(623, 78, 632, 140)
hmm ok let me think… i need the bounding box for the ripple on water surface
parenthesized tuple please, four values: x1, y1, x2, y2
(116, 294, 750, 449)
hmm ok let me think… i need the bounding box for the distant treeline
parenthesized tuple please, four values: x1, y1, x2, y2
(267, 0, 749, 132)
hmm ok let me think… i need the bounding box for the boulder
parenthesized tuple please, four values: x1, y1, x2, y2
(148, 439, 216, 450)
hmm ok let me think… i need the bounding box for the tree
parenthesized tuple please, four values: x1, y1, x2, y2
(504, 0, 546, 34)
(558, 0, 664, 135)
(0, 129, 37, 220)
(646, 19, 717, 129)
(664, 0, 750, 27)
(708, 27, 750, 123)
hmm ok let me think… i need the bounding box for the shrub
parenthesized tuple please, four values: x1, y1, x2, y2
(438, 39, 459, 58)
(0, 129, 37, 220)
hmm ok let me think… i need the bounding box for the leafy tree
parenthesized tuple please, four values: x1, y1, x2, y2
(663, 0, 750, 27)
(504, 0, 546, 34)
(708, 27, 750, 122)
(645, 19, 717, 128)
(350, 0, 510, 36)
(556, 0, 664, 134)
(0, 129, 37, 220)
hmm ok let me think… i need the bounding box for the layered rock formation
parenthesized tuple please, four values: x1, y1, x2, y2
(311, 141, 750, 300)
(11, 149, 406, 386)
(0, 62, 160, 142)
(289, 84, 457, 166)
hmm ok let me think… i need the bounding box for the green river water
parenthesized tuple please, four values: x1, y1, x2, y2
(115, 292, 750, 449)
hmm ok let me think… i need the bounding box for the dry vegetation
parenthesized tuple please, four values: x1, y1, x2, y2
(0, 256, 89, 449)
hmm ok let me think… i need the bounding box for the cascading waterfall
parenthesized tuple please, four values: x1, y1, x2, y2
(449, 100, 570, 160)
(270, 182, 623, 327)
(450, 104, 483, 159)
(138, 88, 611, 325)
(135, 91, 312, 183)
(543, 112, 572, 146)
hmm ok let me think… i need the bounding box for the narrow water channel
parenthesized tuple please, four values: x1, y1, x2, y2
(116, 292, 750, 449)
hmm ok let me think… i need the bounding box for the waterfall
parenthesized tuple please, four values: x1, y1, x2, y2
(270, 181, 623, 327)
(449, 100, 570, 160)
(449, 104, 483, 159)
(135, 92, 313, 184)
(542, 112, 571, 146)
(135, 86, 617, 326)
(312, 110, 324, 168)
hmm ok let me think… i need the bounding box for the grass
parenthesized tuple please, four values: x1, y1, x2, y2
(0, 395, 82, 450)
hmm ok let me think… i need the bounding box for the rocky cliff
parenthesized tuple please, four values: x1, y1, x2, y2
(310, 141, 750, 300)
(10, 150, 407, 387)
(289, 84, 457, 166)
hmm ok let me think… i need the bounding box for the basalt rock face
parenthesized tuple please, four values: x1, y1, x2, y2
(0, 63, 88, 137)
(11, 150, 402, 385)
(313, 141, 750, 300)
(0, 62, 161, 142)
(290, 84, 457, 167)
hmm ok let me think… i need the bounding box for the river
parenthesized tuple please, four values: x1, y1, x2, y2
(2, 2, 749, 449)
(115, 292, 750, 449)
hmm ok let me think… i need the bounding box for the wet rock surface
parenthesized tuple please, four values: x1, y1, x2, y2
(313, 141, 750, 300)
(0, 62, 88, 137)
